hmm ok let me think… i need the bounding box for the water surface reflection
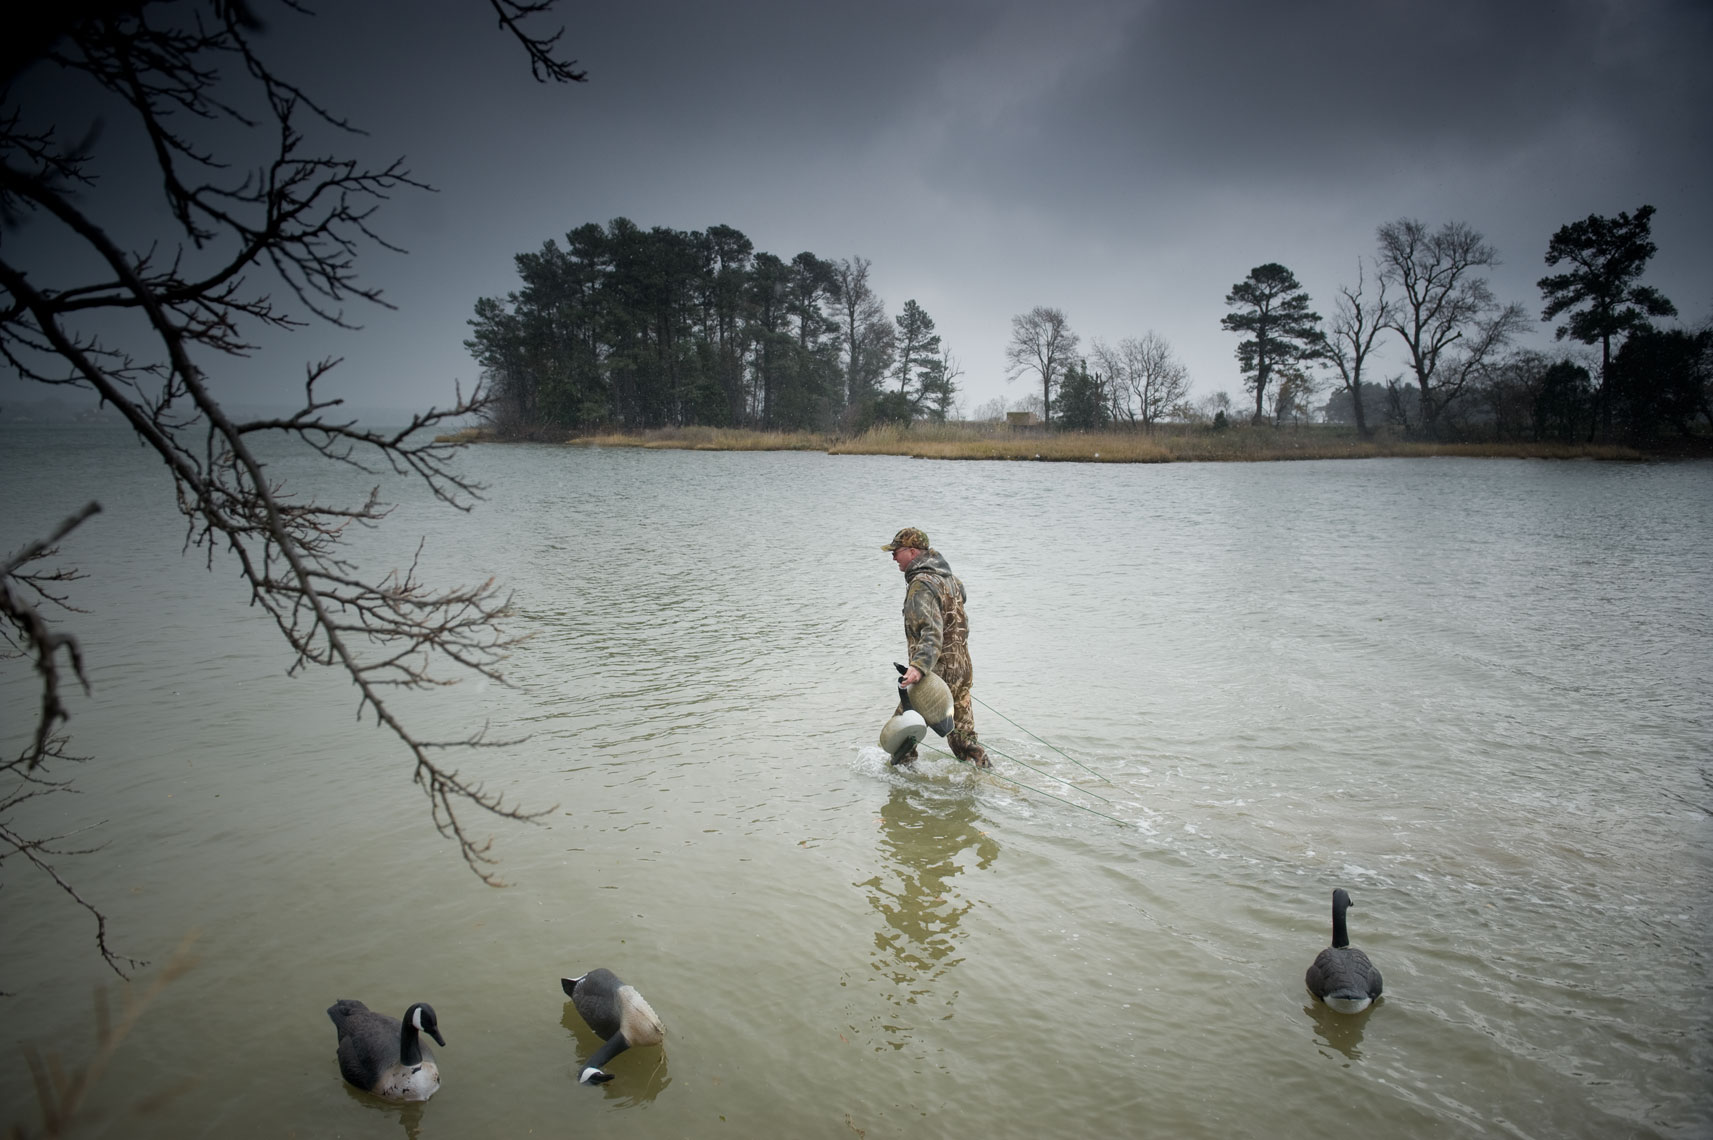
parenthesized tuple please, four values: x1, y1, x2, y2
(1303, 999, 1379, 1062)
(557, 1000, 671, 1105)
(338, 1085, 426, 1140)
(860, 785, 1001, 1050)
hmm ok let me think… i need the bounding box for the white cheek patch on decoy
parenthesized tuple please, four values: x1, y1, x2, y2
(412, 1007, 426, 1030)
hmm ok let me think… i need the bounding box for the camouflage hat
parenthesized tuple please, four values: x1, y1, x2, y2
(882, 526, 931, 552)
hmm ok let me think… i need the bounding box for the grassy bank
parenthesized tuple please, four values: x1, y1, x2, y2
(440, 422, 1649, 462)
(828, 423, 1646, 462)
(568, 425, 831, 451)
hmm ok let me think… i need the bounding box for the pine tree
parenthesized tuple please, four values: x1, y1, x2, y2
(1538, 205, 1677, 438)
(891, 299, 942, 412)
(1220, 264, 1323, 425)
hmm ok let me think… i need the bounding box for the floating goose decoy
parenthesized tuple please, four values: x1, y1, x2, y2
(1304, 888, 1384, 1014)
(327, 1000, 445, 1102)
(560, 969, 664, 1084)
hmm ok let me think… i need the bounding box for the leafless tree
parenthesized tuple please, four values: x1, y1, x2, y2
(1090, 341, 1132, 426)
(926, 351, 965, 422)
(1269, 364, 1319, 425)
(1376, 218, 1527, 437)
(829, 256, 892, 411)
(1090, 332, 1190, 431)
(1323, 261, 1395, 439)
(1004, 306, 1078, 427)
(1382, 373, 1419, 431)
(1, 0, 583, 978)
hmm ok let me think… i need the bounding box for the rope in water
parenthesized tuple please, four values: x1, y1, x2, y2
(919, 742, 1132, 827)
(973, 694, 1115, 785)
(977, 739, 1114, 803)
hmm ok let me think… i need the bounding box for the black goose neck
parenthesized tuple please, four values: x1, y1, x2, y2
(398, 1017, 422, 1065)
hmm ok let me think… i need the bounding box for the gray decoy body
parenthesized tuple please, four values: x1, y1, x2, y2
(1305, 888, 1384, 1014)
(327, 1000, 445, 1102)
(895, 663, 955, 736)
(561, 969, 664, 1084)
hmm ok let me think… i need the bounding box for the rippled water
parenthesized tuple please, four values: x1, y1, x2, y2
(3, 425, 1710, 1139)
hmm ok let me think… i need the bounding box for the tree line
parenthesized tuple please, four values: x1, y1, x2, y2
(1212, 206, 1706, 444)
(465, 220, 959, 435)
(476, 206, 1707, 447)
(468, 220, 1198, 437)
(1002, 206, 1706, 446)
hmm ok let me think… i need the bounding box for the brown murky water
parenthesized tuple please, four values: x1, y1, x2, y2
(4, 426, 1710, 1138)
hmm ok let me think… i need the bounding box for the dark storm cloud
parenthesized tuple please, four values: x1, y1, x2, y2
(6, 0, 1710, 415)
(922, 0, 1713, 204)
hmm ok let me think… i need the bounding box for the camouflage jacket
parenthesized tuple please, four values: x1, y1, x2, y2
(901, 550, 969, 677)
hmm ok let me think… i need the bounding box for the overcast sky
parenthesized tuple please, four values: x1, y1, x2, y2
(10, 0, 1713, 418)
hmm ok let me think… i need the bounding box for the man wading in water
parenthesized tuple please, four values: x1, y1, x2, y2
(883, 527, 991, 768)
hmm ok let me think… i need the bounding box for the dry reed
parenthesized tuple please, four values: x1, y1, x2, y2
(13, 933, 201, 1138)
(444, 422, 1648, 462)
(832, 424, 1645, 462)
(566, 426, 829, 451)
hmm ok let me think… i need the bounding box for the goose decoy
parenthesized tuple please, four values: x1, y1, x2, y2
(1304, 888, 1384, 1014)
(326, 1000, 445, 1102)
(894, 663, 955, 738)
(560, 969, 664, 1084)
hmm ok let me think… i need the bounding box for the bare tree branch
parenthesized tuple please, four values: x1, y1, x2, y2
(1, 0, 582, 979)
(1323, 260, 1395, 439)
(487, 0, 588, 84)
(1, 504, 102, 772)
(1004, 306, 1078, 428)
(1377, 218, 1523, 436)
(1091, 332, 1190, 431)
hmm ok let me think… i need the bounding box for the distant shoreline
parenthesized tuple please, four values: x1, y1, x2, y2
(432, 423, 1680, 463)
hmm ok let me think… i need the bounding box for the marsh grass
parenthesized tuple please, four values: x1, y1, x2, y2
(567, 425, 829, 451)
(434, 427, 488, 444)
(444, 422, 1648, 462)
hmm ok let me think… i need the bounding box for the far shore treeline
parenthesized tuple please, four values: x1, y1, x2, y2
(465, 220, 930, 438)
(465, 209, 1710, 454)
